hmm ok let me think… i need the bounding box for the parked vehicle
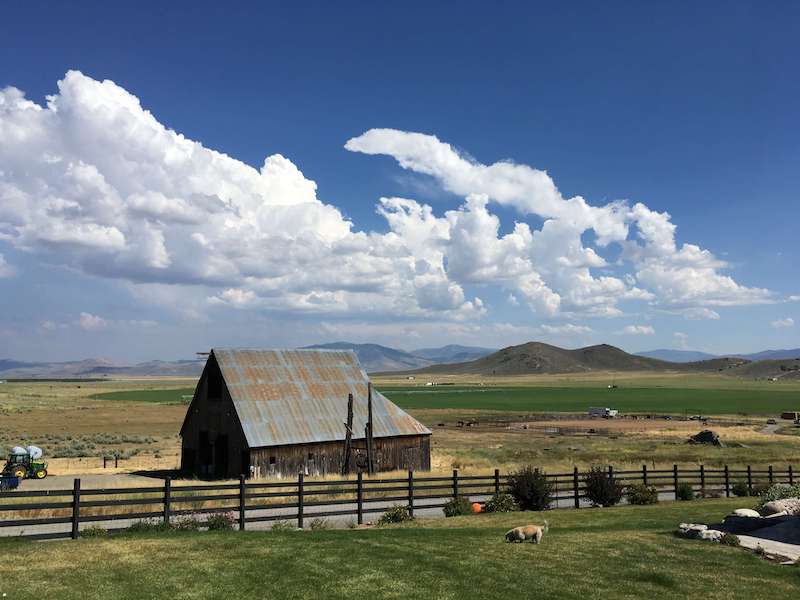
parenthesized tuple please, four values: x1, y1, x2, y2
(2, 446, 47, 479)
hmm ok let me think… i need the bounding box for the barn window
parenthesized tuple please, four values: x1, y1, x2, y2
(307, 452, 315, 461)
(269, 456, 276, 465)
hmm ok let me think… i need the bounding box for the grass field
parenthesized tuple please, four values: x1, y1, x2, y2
(380, 385, 800, 415)
(2, 374, 799, 476)
(90, 382, 800, 415)
(0, 498, 797, 599)
(90, 387, 195, 403)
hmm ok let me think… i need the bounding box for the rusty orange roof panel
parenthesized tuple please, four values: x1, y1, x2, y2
(211, 348, 430, 448)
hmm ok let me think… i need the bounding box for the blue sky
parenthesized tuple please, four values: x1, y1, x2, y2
(0, 1, 798, 362)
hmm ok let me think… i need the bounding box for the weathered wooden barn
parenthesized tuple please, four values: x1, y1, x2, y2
(180, 348, 431, 478)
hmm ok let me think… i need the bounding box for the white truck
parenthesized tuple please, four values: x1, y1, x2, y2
(589, 407, 618, 419)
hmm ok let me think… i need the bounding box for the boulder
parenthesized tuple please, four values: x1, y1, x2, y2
(687, 430, 723, 446)
(677, 523, 708, 538)
(733, 509, 761, 518)
(762, 498, 800, 516)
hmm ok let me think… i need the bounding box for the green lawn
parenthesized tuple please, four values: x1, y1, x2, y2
(381, 386, 800, 415)
(89, 388, 195, 403)
(0, 498, 796, 599)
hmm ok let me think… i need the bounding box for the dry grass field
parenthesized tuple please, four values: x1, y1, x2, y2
(1, 372, 799, 477)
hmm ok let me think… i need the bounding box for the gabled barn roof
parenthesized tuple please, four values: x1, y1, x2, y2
(211, 348, 431, 448)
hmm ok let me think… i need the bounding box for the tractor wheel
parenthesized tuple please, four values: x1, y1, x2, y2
(12, 467, 26, 479)
(35, 469, 48, 479)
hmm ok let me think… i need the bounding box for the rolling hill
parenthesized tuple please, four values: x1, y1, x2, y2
(399, 342, 752, 376)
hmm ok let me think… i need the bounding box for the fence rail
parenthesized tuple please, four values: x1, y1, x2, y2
(0, 464, 795, 541)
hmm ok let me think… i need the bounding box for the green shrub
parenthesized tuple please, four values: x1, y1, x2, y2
(584, 467, 624, 507)
(309, 518, 330, 530)
(271, 520, 296, 531)
(507, 466, 554, 511)
(625, 484, 659, 505)
(756, 483, 800, 511)
(206, 512, 236, 531)
(483, 493, 519, 513)
(377, 505, 413, 525)
(720, 533, 740, 547)
(443, 496, 472, 517)
(81, 525, 108, 538)
(731, 481, 750, 497)
(675, 482, 695, 501)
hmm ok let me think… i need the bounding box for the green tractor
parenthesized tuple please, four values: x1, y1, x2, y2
(3, 446, 48, 480)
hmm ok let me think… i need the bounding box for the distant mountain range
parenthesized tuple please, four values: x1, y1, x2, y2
(399, 341, 800, 379)
(302, 342, 496, 372)
(0, 358, 205, 379)
(0, 343, 497, 378)
(637, 348, 800, 363)
(2, 342, 797, 379)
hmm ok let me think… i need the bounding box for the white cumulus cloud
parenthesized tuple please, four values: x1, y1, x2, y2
(0, 73, 774, 331)
(618, 325, 656, 336)
(771, 317, 795, 329)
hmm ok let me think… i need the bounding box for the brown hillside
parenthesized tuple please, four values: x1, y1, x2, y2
(401, 342, 752, 376)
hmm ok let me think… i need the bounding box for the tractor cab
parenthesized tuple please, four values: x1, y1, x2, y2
(3, 446, 47, 479)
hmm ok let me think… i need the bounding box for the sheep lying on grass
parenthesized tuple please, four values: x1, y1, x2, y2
(504, 521, 549, 544)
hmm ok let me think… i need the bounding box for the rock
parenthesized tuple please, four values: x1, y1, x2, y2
(762, 498, 800, 516)
(699, 529, 724, 542)
(733, 509, 761, 518)
(677, 523, 708, 538)
(687, 430, 723, 446)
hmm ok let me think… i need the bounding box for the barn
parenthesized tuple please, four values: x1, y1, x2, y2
(179, 348, 431, 478)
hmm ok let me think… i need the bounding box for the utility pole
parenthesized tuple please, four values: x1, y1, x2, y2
(341, 393, 354, 475)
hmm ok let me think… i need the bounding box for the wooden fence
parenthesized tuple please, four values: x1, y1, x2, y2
(0, 464, 795, 541)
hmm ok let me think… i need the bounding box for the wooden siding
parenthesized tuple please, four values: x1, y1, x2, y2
(249, 435, 431, 478)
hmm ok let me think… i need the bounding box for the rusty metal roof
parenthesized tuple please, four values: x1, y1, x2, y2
(211, 348, 430, 448)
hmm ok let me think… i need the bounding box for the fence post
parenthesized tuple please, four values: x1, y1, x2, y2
(103, 456, 107, 469)
(573, 466, 580, 509)
(297, 472, 304, 529)
(494, 469, 500, 496)
(724, 465, 730, 497)
(789, 465, 794, 486)
(407, 470, 414, 517)
(642, 464, 647, 487)
(608, 465, 613, 479)
(239, 475, 246, 531)
(453, 469, 459, 499)
(357, 471, 364, 525)
(71, 478, 81, 540)
(747, 465, 752, 494)
(768, 465, 773, 484)
(163, 476, 171, 526)
(700, 464, 705, 493)
(115, 456, 118, 468)
(673, 465, 679, 500)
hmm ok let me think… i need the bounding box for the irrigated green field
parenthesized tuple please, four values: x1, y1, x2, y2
(0, 498, 796, 599)
(91, 383, 800, 415)
(381, 386, 799, 416)
(90, 388, 195, 403)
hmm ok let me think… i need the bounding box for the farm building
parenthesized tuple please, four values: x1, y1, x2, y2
(180, 348, 431, 478)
